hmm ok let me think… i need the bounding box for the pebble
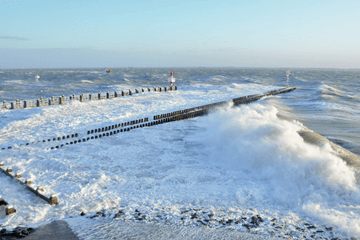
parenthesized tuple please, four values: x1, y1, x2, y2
(0, 227, 34, 239)
(44, 206, 356, 240)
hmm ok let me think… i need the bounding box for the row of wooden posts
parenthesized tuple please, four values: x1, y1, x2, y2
(2, 86, 177, 110)
(0, 161, 58, 215)
(153, 87, 296, 121)
(1, 87, 295, 152)
(0, 87, 296, 215)
(45, 87, 297, 153)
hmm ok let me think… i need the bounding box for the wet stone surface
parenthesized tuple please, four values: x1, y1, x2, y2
(75, 206, 355, 240)
(0, 227, 34, 240)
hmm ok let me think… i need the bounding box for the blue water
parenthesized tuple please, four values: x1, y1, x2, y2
(1, 68, 360, 239)
(1, 68, 359, 155)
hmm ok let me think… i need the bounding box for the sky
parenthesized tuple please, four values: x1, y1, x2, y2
(0, 0, 359, 69)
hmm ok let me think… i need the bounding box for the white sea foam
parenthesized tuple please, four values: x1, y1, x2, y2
(188, 103, 360, 237)
(81, 80, 93, 83)
(0, 70, 359, 238)
(0, 89, 359, 238)
(3, 80, 24, 84)
(210, 76, 226, 81)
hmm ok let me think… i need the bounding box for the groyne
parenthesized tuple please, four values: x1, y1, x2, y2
(0, 161, 58, 206)
(0, 86, 177, 110)
(0, 87, 296, 217)
(0, 87, 296, 152)
(0, 195, 16, 215)
(0, 87, 296, 151)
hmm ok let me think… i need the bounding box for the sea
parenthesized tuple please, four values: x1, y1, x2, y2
(0, 68, 359, 239)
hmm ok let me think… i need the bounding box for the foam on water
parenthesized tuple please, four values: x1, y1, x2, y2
(0, 68, 360, 238)
(81, 80, 94, 83)
(0, 83, 359, 238)
(191, 104, 360, 235)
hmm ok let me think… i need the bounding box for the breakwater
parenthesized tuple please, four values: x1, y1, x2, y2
(1, 86, 177, 110)
(0, 87, 296, 218)
(0, 87, 296, 152)
(0, 161, 58, 207)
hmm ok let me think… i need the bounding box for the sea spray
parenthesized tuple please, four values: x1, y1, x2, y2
(188, 103, 360, 236)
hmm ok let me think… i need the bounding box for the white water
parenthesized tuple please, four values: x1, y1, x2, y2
(0, 82, 359, 239)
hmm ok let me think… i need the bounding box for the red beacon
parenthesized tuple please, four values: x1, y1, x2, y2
(169, 72, 175, 87)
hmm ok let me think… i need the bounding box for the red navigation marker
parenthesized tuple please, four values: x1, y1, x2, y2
(169, 72, 175, 87)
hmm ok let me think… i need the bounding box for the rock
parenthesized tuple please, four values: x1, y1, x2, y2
(136, 215, 146, 221)
(250, 215, 264, 226)
(21, 229, 29, 235)
(190, 213, 198, 219)
(18, 232, 27, 238)
(0, 229, 6, 234)
(226, 219, 233, 225)
(243, 224, 257, 230)
(4, 229, 20, 238)
(95, 211, 106, 217)
(285, 233, 292, 237)
(197, 220, 207, 226)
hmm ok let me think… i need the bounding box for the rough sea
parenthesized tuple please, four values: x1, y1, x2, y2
(0, 68, 359, 239)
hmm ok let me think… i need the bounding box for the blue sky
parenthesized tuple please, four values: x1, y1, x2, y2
(1, 0, 359, 68)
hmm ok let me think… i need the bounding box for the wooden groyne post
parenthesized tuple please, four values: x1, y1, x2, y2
(2, 86, 177, 110)
(0, 162, 58, 205)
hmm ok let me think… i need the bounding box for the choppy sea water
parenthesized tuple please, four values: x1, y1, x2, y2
(0, 68, 360, 239)
(1, 68, 359, 155)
